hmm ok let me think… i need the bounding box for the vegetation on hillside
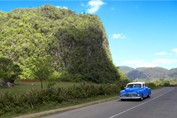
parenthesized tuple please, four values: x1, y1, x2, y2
(0, 4, 121, 83)
(0, 57, 22, 86)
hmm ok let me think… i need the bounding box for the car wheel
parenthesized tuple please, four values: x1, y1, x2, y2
(147, 95, 150, 98)
(121, 99, 125, 101)
(140, 94, 144, 101)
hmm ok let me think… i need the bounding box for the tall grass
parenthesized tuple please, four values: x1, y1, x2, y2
(0, 84, 120, 117)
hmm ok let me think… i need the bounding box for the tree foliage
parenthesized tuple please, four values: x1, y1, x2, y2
(0, 57, 22, 83)
(0, 4, 121, 83)
(29, 56, 53, 89)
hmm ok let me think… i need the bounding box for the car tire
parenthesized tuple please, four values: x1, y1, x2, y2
(147, 95, 150, 98)
(140, 94, 144, 101)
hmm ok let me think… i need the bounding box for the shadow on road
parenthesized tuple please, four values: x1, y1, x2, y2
(118, 97, 151, 102)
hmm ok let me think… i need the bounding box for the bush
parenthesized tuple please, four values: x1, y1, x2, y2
(0, 84, 120, 117)
(153, 79, 171, 87)
(146, 82, 157, 89)
(0, 57, 22, 86)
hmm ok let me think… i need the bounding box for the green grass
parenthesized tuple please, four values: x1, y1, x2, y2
(2, 94, 117, 118)
(0, 81, 119, 118)
(0, 81, 80, 94)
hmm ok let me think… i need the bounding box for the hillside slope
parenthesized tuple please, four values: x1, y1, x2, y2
(168, 68, 177, 78)
(119, 66, 177, 80)
(0, 5, 120, 83)
(119, 66, 134, 74)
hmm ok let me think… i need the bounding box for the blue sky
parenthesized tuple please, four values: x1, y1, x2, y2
(0, 0, 177, 69)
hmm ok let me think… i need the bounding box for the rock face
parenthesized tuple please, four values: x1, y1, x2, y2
(0, 5, 120, 83)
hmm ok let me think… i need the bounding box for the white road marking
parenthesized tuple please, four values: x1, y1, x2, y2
(109, 88, 174, 118)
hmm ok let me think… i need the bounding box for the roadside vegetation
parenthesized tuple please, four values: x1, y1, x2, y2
(132, 78, 177, 91)
(1, 78, 176, 117)
(133, 78, 177, 87)
(0, 82, 121, 118)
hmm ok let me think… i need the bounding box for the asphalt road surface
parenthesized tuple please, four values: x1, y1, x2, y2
(43, 87, 177, 118)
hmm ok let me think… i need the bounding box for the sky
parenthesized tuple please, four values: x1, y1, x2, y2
(0, 0, 177, 69)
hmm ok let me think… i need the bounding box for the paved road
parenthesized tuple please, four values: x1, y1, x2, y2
(43, 87, 177, 118)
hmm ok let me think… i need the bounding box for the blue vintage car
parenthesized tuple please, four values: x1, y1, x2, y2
(119, 82, 151, 101)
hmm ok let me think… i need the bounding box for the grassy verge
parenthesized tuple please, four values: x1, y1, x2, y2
(0, 83, 119, 118)
(1, 79, 171, 118)
(2, 94, 117, 118)
(14, 82, 161, 118)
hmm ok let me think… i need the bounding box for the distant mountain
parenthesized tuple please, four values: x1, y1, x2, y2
(168, 68, 177, 78)
(119, 66, 134, 74)
(127, 69, 147, 80)
(136, 67, 148, 71)
(119, 66, 177, 80)
(141, 67, 168, 79)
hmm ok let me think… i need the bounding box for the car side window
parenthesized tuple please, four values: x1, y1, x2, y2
(143, 84, 145, 88)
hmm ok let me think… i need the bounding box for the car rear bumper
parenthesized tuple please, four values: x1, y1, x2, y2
(119, 96, 141, 100)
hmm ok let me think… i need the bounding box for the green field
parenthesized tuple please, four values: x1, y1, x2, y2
(0, 81, 80, 94)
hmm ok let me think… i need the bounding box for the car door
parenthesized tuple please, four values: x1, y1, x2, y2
(142, 84, 148, 97)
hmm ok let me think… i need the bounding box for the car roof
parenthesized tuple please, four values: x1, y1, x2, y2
(127, 82, 145, 85)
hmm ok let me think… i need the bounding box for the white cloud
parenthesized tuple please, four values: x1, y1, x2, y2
(87, 0, 105, 14)
(122, 60, 158, 68)
(56, 6, 68, 9)
(155, 52, 167, 56)
(172, 48, 177, 53)
(112, 33, 125, 40)
(152, 58, 177, 64)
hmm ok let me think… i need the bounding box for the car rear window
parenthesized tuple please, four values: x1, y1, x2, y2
(127, 84, 141, 88)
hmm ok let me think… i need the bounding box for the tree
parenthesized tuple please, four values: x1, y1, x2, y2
(30, 56, 53, 89)
(0, 57, 22, 87)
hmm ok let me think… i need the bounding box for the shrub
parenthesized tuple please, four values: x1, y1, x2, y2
(0, 57, 22, 86)
(0, 84, 120, 117)
(146, 82, 157, 89)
